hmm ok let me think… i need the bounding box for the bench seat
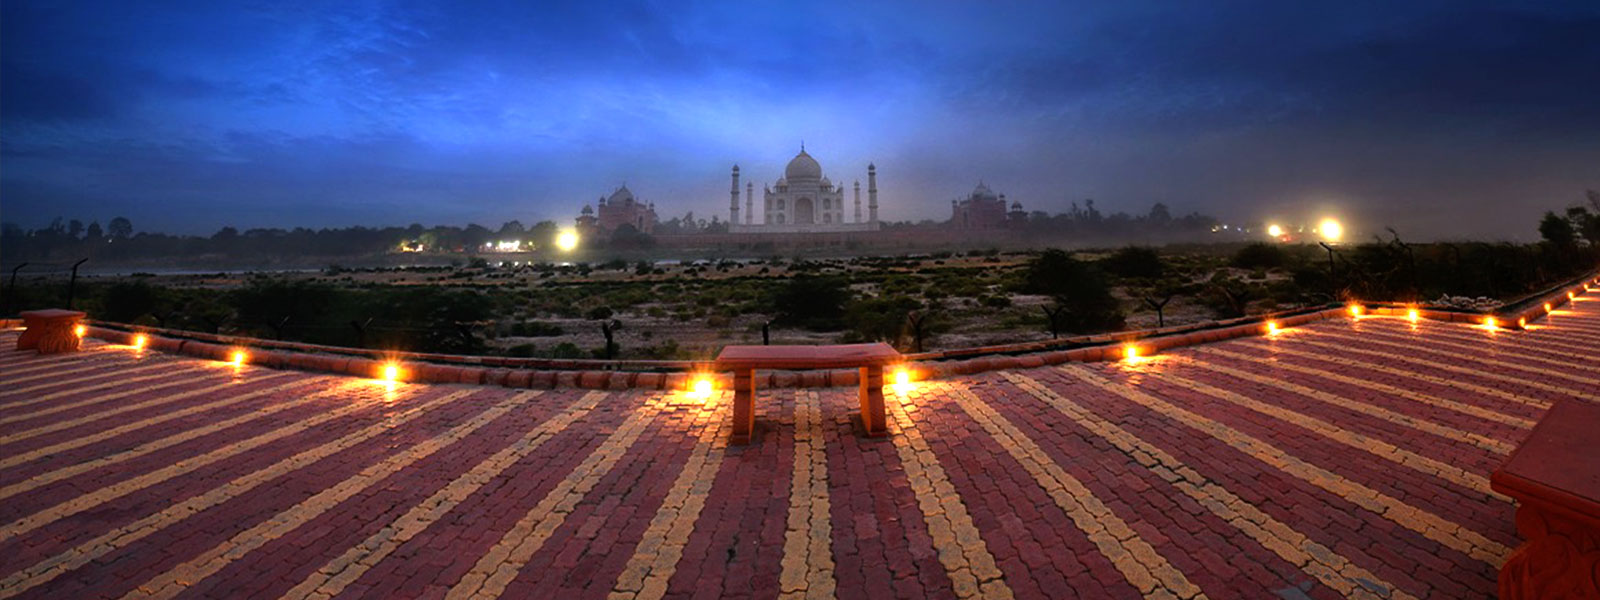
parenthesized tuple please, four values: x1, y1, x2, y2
(715, 343, 902, 444)
(1490, 397, 1600, 598)
(17, 309, 87, 354)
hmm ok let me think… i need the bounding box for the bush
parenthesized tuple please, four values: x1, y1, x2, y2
(772, 275, 851, 330)
(1024, 250, 1123, 333)
(1100, 246, 1165, 279)
(843, 296, 921, 345)
(101, 282, 163, 323)
(1232, 243, 1286, 270)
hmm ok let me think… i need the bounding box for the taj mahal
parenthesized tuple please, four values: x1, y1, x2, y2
(728, 146, 880, 234)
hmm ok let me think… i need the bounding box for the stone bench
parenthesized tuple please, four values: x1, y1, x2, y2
(17, 309, 87, 354)
(714, 343, 902, 444)
(1490, 397, 1600, 598)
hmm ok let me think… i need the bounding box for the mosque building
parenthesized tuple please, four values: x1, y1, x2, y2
(949, 181, 1026, 229)
(727, 146, 880, 234)
(576, 185, 659, 238)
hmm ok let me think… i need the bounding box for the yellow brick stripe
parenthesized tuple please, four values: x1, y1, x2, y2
(446, 393, 667, 600)
(0, 360, 210, 416)
(1254, 338, 1552, 413)
(1179, 354, 1514, 456)
(1305, 330, 1594, 399)
(281, 391, 601, 600)
(1, 350, 127, 386)
(1196, 347, 1535, 430)
(778, 391, 836, 600)
(0, 375, 335, 500)
(1388, 324, 1600, 375)
(123, 390, 547, 599)
(0, 385, 463, 545)
(946, 382, 1205, 599)
(608, 393, 730, 600)
(887, 387, 1013, 599)
(1, 371, 300, 446)
(0, 387, 474, 599)
(1155, 361, 1503, 501)
(1000, 372, 1414, 600)
(1057, 364, 1510, 565)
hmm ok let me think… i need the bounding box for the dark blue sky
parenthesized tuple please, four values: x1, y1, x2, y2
(4, 0, 1597, 240)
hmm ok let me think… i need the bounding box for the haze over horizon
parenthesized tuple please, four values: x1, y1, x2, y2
(3, 0, 1598, 241)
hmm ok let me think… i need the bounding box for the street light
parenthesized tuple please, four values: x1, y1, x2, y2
(1318, 218, 1343, 242)
(1267, 224, 1285, 238)
(555, 230, 579, 252)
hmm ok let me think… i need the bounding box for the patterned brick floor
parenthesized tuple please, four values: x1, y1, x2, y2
(3, 299, 1598, 599)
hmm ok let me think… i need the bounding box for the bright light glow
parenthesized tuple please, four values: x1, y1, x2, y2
(1266, 224, 1284, 238)
(555, 230, 580, 252)
(1569, 292, 1576, 300)
(230, 349, 248, 367)
(690, 377, 714, 400)
(1407, 307, 1420, 323)
(1348, 304, 1363, 318)
(1124, 345, 1142, 362)
(74, 324, 87, 337)
(1483, 316, 1499, 330)
(891, 368, 914, 394)
(1318, 218, 1344, 242)
(1545, 302, 1553, 312)
(1266, 321, 1280, 335)
(494, 240, 523, 252)
(132, 334, 148, 350)
(381, 362, 402, 383)
(1518, 317, 1527, 329)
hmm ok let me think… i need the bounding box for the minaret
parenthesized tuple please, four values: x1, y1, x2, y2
(746, 182, 754, 224)
(853, 181, 862, 223)
(867, 163, 879, 227)
(729, 165, 741, 227)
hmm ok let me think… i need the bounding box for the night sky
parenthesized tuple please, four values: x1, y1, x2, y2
(3, 1, 1597, 240)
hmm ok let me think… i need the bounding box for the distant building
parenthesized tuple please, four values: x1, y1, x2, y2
(727, 146, 881, 234)
(949, 182, 1024, 229)
(577, 185, 658, 238)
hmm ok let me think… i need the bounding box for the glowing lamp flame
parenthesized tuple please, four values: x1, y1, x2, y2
(1348, 304, 1363, 318)
(555, 230, 580, 252)
(1407, 308, 1420, 323)
(1545, 302, 1553, 312)
(895, 369, 910, 386)
(132, 334, 148, 350)
(1124, 345, 1142, 362)
(1265, 321, 1280, 335)
(1518, 317, 1527, 328)
(74, 324, 87, 337)
(1483, 316, 1499, 330)
(381, 362, 402, 383)
(690, 377, 714, 400)
(230, 349, 248, 367)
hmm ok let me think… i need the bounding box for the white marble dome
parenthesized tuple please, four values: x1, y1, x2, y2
(784, 149, 822, 181)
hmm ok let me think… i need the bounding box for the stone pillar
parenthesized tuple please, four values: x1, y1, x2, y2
(867, 163, 878, 227)
(729, 165, 741, 227)
(858, 365, 887, 437)
(732, 368, 756, 444)
(854, 180, 862, 223)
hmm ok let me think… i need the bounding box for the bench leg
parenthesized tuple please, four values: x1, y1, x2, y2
(859, 366, 888, 437)
(731, 369, 756, 444)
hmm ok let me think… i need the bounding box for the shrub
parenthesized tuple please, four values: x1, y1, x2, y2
(1100, 246, 1165, 279)
(1232, 243, 1286, 269)
(772, 275, 851, 330)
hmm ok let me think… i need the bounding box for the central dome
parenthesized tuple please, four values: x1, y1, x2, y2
(784, 149, 822, 181)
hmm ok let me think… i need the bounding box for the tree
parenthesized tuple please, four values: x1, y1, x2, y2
(1539, 211, 1575, 247)
(1021, 250, 1123, 333)
(108, 217, 133, 240)
(498, 220, 525, 235)
(68, 220, 84, 240)
(1100, 246, 1165, 279)
(212, 226, 239, 241)
(773, 275, 851, 330)
(84, 221, 104, 242)
(1147, 203, 1171, 225)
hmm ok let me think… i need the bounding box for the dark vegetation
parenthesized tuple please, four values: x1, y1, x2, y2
(5, 197, 1598, 358)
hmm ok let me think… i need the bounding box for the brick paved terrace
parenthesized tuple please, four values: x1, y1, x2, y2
(3, 298, 1599, 599)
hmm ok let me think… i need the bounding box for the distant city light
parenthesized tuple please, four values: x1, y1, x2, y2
(555, 230, 580, 252)
(493, 240, 523, 252)
(1266, 224, 1285, 238)
(1318, 218, 1344, 242)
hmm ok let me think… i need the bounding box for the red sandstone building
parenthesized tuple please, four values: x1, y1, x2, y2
(577, 185, 659, 238)
(949, 182, 1025, 229)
